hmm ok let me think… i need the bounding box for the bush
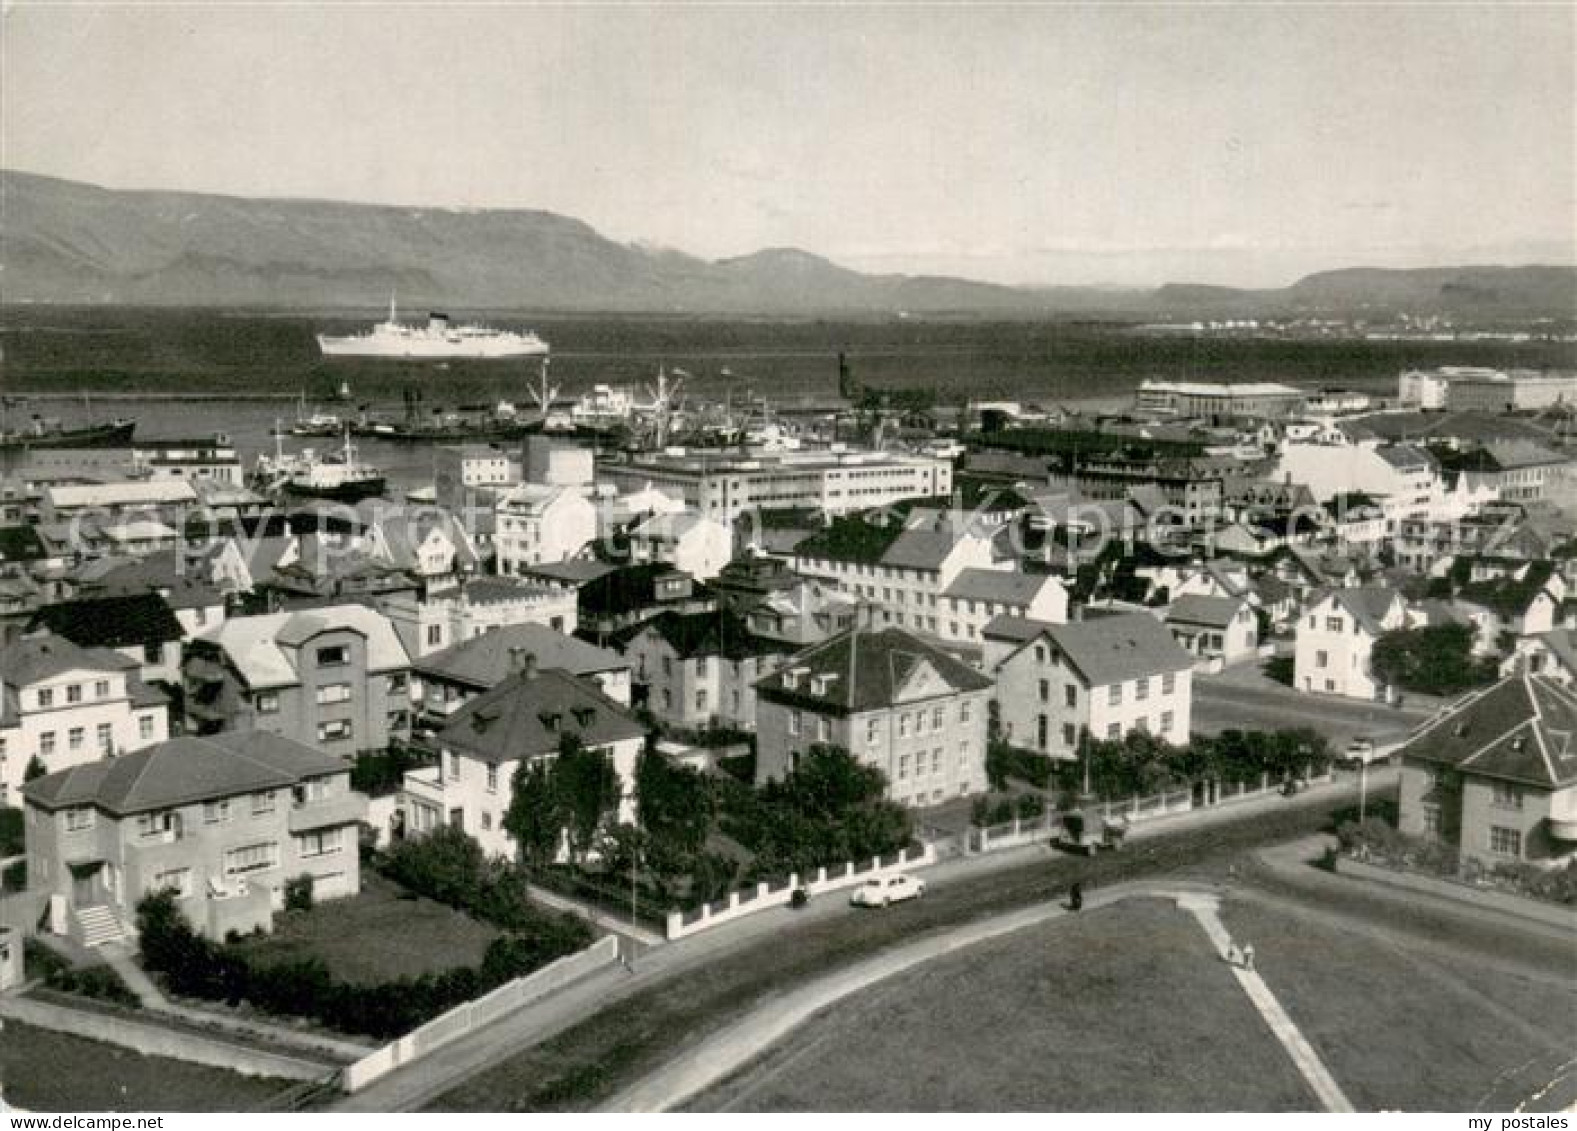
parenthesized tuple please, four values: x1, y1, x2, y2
(284, 874, 315, 914)
(1263, 655, 1295, 687)
(2, 860, 25, 894)
(0, 808, 23, 857)
(986, 741, 1055, 790)
(380, 825, 576, 933)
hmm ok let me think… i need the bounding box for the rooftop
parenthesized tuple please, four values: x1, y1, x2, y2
(1397, 674, 1577, 789)
(29, 592, 184, 650)
(1166, 593, 1248, 629)
(416, 623, 625, 688)
(756, 626, 992, 714)
(433, 667, 646, 765)
(196, 604, 409, 689)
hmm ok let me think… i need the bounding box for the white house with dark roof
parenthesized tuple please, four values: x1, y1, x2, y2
(754, 627, 993, 807)
(614, 609, 788, 731)
(983, 612, 1194, 758)
(626, 510, 733, 581)
(1, 635, 170, 807)
(22, 730, 366, 943)
(938, 568, 1069, 646)
(1293, 587, 1414, 701)
(495, 484, 597, 573)
(1503, 628, 1577, 688)
(1395, 673, 1577, 867)
(414, 623, 631, 722)
(1166, 594, 1259, 668)
(402, 660, 646, 859)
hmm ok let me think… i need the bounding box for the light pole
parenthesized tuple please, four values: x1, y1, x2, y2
(1359, 753, 1369, 825)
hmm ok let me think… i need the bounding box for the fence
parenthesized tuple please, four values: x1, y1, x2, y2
(340, 934, 619, 1093)
(664, 843, 936, 941)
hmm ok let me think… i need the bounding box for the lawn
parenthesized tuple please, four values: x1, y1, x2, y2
(0, 1021, 297, 1112)
(686, 898, 1315, 1112)
(231, 872, 502, 985)
(1219, 899, 1577, 1112)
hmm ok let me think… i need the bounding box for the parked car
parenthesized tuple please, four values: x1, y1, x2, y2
(849, 873, 926, 908)
(1338, 737, 1377, 766)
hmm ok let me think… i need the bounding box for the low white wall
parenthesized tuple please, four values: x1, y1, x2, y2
(341, 934, 619, 1093)
(665, 844, 936, 941)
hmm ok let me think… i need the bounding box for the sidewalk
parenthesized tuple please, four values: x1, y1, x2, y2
(525, 882, 665, 949)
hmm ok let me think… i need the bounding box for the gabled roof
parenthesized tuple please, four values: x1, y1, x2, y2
(30, 592, 184, 649)
(1306, 586, 1404, 635)
(1, 634, 127, 688)
(621, 609, 786, 663)
(943, 568, 1063, 607)
(196, 604, 409, 689)
(756, 627, 992, 714)
(434, 668, 646, 765)
(1036, 613, 1194, 687)
(881, 509, 982, 571)
(1167, 594, 1248, 629)
(981, 614, 1051, 645)
(1528, 628, 1577, 678)
(370, 509, 479, 571)
(416, 624, 626, 688)
(1375, 444, 1438, 472)
(23, 730, 347, 815)
(522, 559, 618, 586)
(1397, 674, 1577, 789)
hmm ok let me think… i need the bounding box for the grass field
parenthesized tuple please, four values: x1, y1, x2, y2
(1218, 899, 1577, 1112)
(231, 873, 501, 984)
(688, 898, 1314, 1112)
(0, 1022, 296, 1112)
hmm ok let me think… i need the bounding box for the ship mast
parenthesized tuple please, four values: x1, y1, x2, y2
(529, 358, 560, 420)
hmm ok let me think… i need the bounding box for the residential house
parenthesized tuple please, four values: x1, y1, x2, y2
(1455, 561, 1567, 645)
(1293, 587, 1413, 701)
(1272, 439, 1444, 525)
(414, 624, 631, 725)
(1502, 629, 1577, 688)
(626, 511, 734, 581)
(0, 635, 170, 807)
(29, 592, 186, 688)
(402, 660, 645, 858)
(1166, 594, 1260, 668)
(754, 627, 993, 807)
(356, 504, 481, 594)
(494, 484, 597, 574)
(22, 731, 367, 943)
(373, 576, 579, 659)
(576, 564, 713, 642)
(184, 604, 412, 753)
(983, 612, 1194, 759)
(616, 609, 788, 731)
(937, 569, 1069, 646)
(1395, 673, 1577, 867)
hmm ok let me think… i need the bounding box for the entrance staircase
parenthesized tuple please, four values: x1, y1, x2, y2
(74, 903, 128, 948)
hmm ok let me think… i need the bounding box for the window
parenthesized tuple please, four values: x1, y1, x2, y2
(446, 751, 461, 782)
(137, 812, 174, 839)
(960, 701, 972, 724)
(931, 748, 941, 775)
(1161, 711, 1175, 734)
(1162, 673, 1176, 695)
(318, 719, 353, 742)
(486, 765, 498, 793)
(898, 754, 909, 779)
(426, 624, 443, 647)
(96, 723, 113, 752)
(932, 706, 945, 729)
(1037, 715, 1048, 749)
(315, 683, 352, 705)
(139, 715, 156, 741)
(1136, 678, 1149, 702)
(1491, 782, 1523, 810)
(316, 645, 349, 667)
(480, 812, 493, 832)
(255, 692, 279, 715)
(1488, 826, 1522, 857)
(816, 717, 830, 742)
(916, 711, 927, 736)
(40, 731, 56, 756)
(788, 710, 801, 736)
(203, 799, 232, 824)
(65, 807, 94, 832)
(696, 689, 709, 713)
(144, 642, 162, 664)
(1136, 716, 1151, 734)
(1326, 616, 1343, 632)
(1108, 685, 1123, 706)
(152, 868, 192, 897)
(37, 689, 53, 709)
(867, 718, 880, 746)
(898, 713, 910, 738)
(226, 842, 280, 875)
(387, 673, 409, 695)
(1062, 723, 1077, 747)
(1039, 679, 1050, 703)
(662, 656, 672, 677)
(68, 727, 84, 752)
(1421, 805, 1442, 835)
(1035, 645, 1046, 663)
(1106, 723, 1121, 739)
(66, 684, 82, 704)
(1316, 650, 1329, 669)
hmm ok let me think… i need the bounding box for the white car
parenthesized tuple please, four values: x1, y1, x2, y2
(849, 874, 927, 908)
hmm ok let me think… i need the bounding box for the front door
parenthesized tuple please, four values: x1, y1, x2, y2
(448, 807, 465, 831)
(69, 862, 103, 906)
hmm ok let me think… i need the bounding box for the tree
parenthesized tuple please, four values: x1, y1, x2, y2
(1372, 623, 1497, 696)
(635, 749, 712, 858)
(504, 759, 561, 866)
(552, 735, 621, 862)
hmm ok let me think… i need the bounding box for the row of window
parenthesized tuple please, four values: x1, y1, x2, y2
(38, 718, 154, 757)
(33, 679, 114, 710)
(895, 744, 971, 781)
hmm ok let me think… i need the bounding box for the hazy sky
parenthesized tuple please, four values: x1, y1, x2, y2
(3, 3, 1572, 287)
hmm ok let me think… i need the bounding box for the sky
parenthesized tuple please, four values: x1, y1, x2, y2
(2, 2, 1573, 288)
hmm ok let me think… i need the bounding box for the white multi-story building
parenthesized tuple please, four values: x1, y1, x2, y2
(1272, 439, 1444, 524)
(402, 660, 645, 859)
(599, 448, 953, 523)
(627, 511, 734, 582)
(1293, 587, 1413, 701)
(372, 577, 578, 659)
(754, 627, 993, 807)
(494, 485, 597, 573)
(1, 635, 170, 807)
(983, 612, 1194, 758)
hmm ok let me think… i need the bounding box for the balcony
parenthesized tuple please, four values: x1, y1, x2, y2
(401, 765, 446, 811)
(287, 791, 369, 833)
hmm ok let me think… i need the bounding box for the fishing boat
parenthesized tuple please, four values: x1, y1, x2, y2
(253, 426, 387, 502)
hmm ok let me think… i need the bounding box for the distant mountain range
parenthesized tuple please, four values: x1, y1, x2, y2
(3, 170, 1573, 319)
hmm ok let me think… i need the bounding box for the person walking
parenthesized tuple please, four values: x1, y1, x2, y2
(1069, 881, 1083, 911)
(1241, 943, 1256, 971)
